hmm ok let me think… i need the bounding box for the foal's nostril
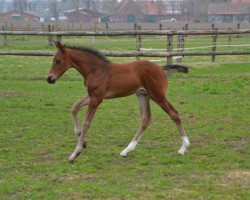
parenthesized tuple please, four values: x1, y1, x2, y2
(47, 76, 56, 84)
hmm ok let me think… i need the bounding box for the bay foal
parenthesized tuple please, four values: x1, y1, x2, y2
(47, 41, 190, 163)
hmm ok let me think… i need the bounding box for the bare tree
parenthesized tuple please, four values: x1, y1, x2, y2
(84, 0, 95, 10)
(13, 0, 28, 12)
(72, 0, 82, 22)
(72, 0, 80, 8)
(210, 0, 230, 2)
(102, 0, 119, 15)
(169, 0, 177, 15)
(0, 0, 6, 13)
(155, 0, 165, 21)
(27, 1, 37, 11)
(49, 0, 61, 21)
(139, 0, 164, 22)
(141, 1, 150, 14)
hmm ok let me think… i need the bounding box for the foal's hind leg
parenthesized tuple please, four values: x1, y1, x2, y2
(120, 89, 151, 157)
(72, 95, 90, 148)
(156, 97, 190, 155)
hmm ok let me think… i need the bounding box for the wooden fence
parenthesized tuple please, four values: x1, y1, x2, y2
(1, 21, 250, 31)
(0, 29, 250, 64)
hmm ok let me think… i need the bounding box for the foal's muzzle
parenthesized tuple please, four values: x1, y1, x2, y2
(47, 75, 56, 84)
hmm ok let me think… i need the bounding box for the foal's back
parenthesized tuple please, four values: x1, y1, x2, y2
(105, 60, 167, 100)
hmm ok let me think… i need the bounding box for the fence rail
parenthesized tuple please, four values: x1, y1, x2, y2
(1, 50, 250, 57)
(1, 29, 250, 63)
(1, 21, 250, 32)
(1, 29, 250, 36)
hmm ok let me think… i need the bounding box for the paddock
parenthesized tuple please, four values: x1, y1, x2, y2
(0, 31, 249, 199)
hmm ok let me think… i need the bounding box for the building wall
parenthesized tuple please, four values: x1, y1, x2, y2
(66, 14, 89, 23)
(231, 0, 250, 3)
(0, 12, 39, 21)
(208, 15, 223, 23)
(208, 14, 249, 23)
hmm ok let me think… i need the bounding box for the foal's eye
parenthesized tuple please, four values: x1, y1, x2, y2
(55, 60, 62, 64)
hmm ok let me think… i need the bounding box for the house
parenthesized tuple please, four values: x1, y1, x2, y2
(117, 0, 168, 23)
(230, 0, 250, 3)
(161, 0, 191, 22)
(64, 8, 104, 23)
(141, 1, 168, 23)
(0, 11, 41, 21)
(116, 0, 142, 23)
(208, 2, 250, 23)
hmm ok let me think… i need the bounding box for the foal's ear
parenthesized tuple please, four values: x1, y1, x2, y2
(54, 41, 65, 53)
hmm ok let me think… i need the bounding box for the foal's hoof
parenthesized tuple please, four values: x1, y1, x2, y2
(120, 150, 127, 157)
(83, 141, 87, 149)
(177, 150, 185, 155)
(67, 158, 74, 164)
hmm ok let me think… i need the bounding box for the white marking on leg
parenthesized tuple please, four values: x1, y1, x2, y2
(120, 140, 138, 157)
(178, 136, 190, 155)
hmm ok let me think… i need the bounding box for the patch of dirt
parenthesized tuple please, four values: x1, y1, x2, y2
(0, 92, 37, 97)
(232, 137, 248, 148)
(191, 135, 214, 147)
(219, 170, 250, 189)
(84, 174, 96, 182)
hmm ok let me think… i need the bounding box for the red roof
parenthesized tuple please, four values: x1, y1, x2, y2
(231, 0, 250, 3)
(219, 12, 240, 14)
(208, 3, 250, 15)
(140, 1, 168, 15)
(118, 0, 168, 16)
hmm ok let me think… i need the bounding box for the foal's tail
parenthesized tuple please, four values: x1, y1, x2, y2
(162, 64, 189, 73)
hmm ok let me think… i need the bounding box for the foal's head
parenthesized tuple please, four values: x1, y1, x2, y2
(47, 41, 72, 84)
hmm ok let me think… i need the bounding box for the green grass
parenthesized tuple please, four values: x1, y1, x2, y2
(0, 37, 249, 199)
(2, 34, 250, 52)
(2, 34, 250, 64)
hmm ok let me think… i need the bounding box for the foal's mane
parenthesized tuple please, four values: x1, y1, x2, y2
(64, 45, 110, 63)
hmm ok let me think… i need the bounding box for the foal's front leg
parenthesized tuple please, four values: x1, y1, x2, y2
(72, 95, 90, 137)
(68, 97, 102, 163)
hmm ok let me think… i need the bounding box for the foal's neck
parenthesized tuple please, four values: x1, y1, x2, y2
(70, 49, 110, 79)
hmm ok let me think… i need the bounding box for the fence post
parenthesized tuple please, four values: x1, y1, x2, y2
(2, 25, 8, 46)
(48, 25, 53, 46)
(228, 28, 232, 49)
(91, 23, 98, 46)
(167, 34, 173, 65)
(56, 35, 62, 44)
(211, 26, 217, 62)
(105, 23, 109, 32)
(42, 23, 45, 31)
(135, 24, 142, 61)
(176, 35, 184, 63)
(159, 23, 162, 30)
(237, 23, 240, 38)
(134, 23, 137, 31)
(211, 23, 215, 30)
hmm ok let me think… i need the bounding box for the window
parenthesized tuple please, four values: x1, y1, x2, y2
(223, 15, 233, 23)
(12, 15, 21, 21)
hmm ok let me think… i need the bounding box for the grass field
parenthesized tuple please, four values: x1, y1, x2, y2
(0, 36, 249, 199)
